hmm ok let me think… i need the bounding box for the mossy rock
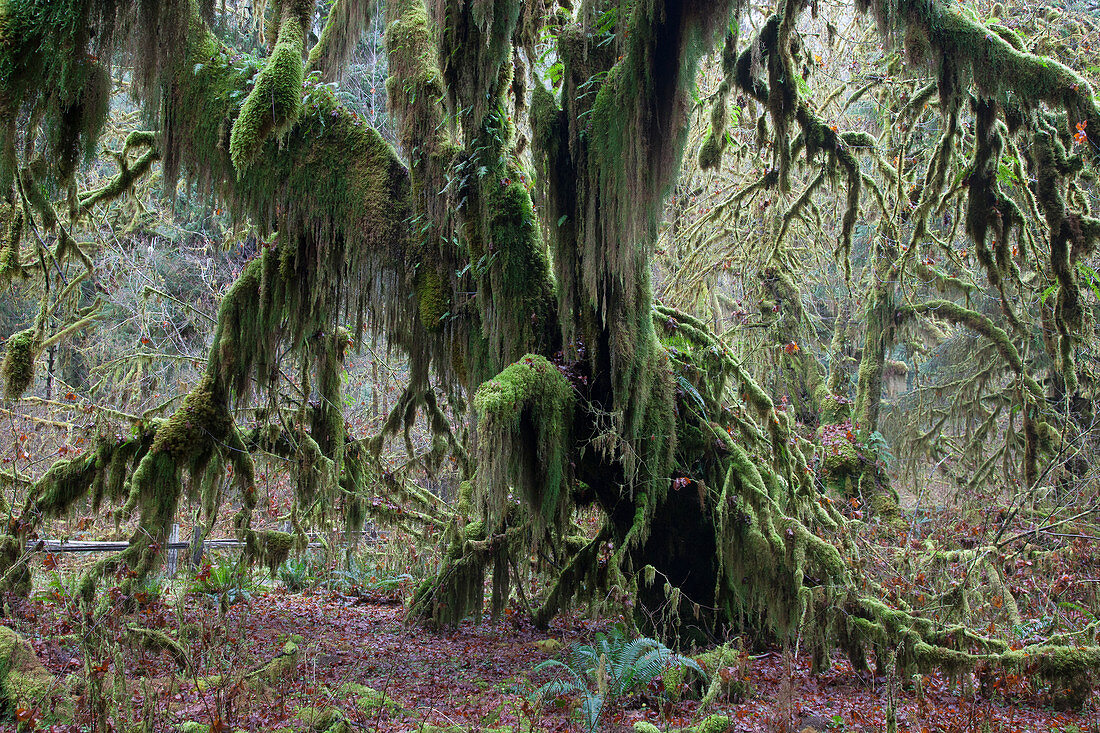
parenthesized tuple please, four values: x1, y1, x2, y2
(693, 716, 732, 733)
(0, 625, 73, 724)
(334, 682, 402, 713)
(297, 705, 352, 732)
(532, 638, 561, 654)
(820, 440, 862, 495)
(178, 723, 211, 733)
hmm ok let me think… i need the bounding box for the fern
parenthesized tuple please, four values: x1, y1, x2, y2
(532, 624, 706, 731)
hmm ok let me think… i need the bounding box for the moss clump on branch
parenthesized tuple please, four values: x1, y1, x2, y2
(151, 374, 232, 465)
(228, 0, 313, 173)
(2, 328, 38, 398)
(251, 635, 304, 685)
(474, 354, 574, 530)
(245, 529, 298, 576)
(122, 625, 189, 672)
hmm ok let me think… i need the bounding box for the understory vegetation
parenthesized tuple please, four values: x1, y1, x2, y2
(1, 0, 1100, 730)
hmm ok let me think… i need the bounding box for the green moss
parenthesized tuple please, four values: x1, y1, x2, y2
(2, 328, 38, 398)
(694, 641, 749, 705)
(152, 375, 231, 465)
(253, 635, 303, 685)
(415, 268, 449, 331)
(298, 705, 352, 732)
(23, 449, 99, 519)
(0, 625, 72, 723)
(699, 32, 738, 171)
(0, 535, 30, 596)
(474, 354, 574, 528)
(228, 0, 310, 173)
(123, 626, 189, 671)
(334, 682, 402, 713)
(821, 440, 862, 496)
(246, 529, 297, 576)
(307, 0, 374, 81)
(178, 724, 211, 733)
(693, 715, 732, 733)
(0, 202, 22, 285)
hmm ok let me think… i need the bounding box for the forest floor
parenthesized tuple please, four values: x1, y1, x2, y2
(11, 579, 1099, 733)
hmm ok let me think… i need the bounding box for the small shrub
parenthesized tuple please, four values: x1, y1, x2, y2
(278, 554, 321, 592)
(323, 556, 412, 600)
(188, 558, 254, 611)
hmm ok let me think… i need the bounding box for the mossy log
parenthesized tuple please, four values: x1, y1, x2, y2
(0, 625, 73, 724)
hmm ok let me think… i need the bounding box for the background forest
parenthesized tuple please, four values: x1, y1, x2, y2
(1, 0, 1100, 730)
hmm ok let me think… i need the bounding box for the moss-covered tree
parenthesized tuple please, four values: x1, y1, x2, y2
(1, 0, 1100, 713)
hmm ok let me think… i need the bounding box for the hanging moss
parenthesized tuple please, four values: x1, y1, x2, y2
(246, 529, 298, 576)
(474, 354, 574, 529)
(21, 450, 99, 521)
(0, 0, 176, 187)
(698, 30, 738, 171)
(1, 327, 38, 398)
(307, 0, 376, 81)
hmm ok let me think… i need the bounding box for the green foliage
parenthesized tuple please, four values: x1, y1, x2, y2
(323, 558, 412, 598)
(533, 624, 706, 732)
(189, 558, 255, 610)
(278, 554, 323, 592)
